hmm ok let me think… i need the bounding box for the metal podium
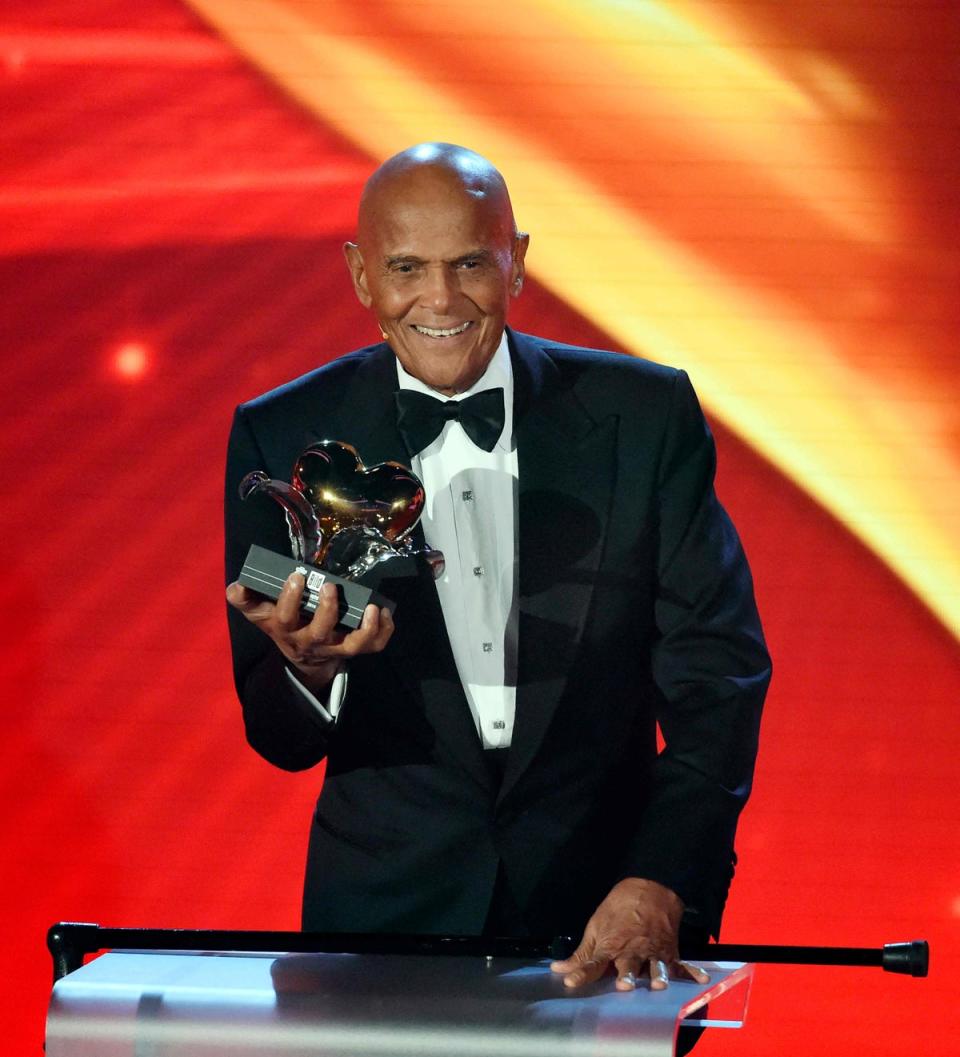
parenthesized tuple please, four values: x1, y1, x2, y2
(45, 938, 752, 1057)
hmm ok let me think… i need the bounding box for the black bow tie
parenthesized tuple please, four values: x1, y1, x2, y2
(395, 387, 505, 455)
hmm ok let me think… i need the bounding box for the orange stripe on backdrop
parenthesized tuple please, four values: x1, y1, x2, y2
(183, 0, 960, 640)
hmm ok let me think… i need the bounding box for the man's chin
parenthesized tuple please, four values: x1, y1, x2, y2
(393, 340, 497, 395)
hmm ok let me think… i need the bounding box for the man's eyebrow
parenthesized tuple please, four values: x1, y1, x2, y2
(451, 250, 492, 265)
(382, 250, 492, 267)
(384, 254, 424, 267)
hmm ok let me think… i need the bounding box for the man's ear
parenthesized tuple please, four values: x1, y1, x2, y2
(343, 242, 372, 308)
(510, 231, 530, 298)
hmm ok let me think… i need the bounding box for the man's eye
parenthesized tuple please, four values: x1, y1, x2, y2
(459, 258, 481, 270)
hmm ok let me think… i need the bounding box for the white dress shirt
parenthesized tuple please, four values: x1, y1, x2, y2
(289, 333, 519, 749)
(398, 334, 519, 748)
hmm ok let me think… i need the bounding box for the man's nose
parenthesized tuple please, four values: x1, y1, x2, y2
(420, 265, 459, 313)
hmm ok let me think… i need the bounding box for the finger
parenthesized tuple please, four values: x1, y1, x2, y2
(551, 951, 587, 974)
(226, 583, 279, 624)
(613, 954, 641, 991)
(370, 606, 395, 651)
(338, 603, 383, 657)
(225, 581, 250, 608)
(562, 954, 611, 989)
(304, 582, 343, 639)
(551, 935, 605, 987)
(550, 941, 591, 974)
(673, 960, 710, 984)
(286, 585, 347, 667)
(274, 572, 308, 629)
(648, 958, 670, 990)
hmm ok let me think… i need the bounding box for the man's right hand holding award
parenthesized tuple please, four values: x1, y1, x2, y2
(226, 575, 394, 695)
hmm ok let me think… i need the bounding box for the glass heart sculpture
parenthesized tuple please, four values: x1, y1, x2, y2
(240, 440, 442, 581)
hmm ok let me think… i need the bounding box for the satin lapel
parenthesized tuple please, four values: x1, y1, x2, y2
(500, 331, 618, 801)
(310, 345, 492, 794)
(305, 343, 408, 467)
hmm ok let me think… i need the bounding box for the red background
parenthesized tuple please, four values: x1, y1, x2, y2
(2, 3, 957, 1054)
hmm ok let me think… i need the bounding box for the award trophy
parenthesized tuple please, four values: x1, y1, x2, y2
(237, 441, 443, 629)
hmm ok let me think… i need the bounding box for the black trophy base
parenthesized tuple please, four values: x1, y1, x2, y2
(238, 545, 395, 630)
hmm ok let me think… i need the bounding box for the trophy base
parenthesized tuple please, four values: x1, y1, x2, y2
(238, 545, 396, 630)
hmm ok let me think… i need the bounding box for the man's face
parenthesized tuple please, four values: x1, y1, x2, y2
(344, 171, 528, 395)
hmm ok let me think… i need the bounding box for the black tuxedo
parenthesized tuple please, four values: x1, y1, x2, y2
(225, 329, 770, 938)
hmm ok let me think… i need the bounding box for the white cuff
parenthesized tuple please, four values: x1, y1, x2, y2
(284, 667, 349, 724)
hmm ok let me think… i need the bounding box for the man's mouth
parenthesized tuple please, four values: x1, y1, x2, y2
(411, 321, 473, 338)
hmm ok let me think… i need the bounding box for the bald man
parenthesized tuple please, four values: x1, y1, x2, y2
(225, 143, 769, 995)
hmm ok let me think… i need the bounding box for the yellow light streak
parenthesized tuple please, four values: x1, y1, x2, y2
(183, 0, 960, 640)
(530, 0, 888, 243)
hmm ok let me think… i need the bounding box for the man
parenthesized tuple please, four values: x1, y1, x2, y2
(225, 142, 770, 995)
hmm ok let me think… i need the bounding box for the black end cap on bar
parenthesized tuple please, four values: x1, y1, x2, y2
(882, 940, 928, 977)
(48, 921, 101, 982)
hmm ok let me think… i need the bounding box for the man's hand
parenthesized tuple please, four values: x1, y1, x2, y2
(550, 877, 709, 991)
(226, 573, 394, 692)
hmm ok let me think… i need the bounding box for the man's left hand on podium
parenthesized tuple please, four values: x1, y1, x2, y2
(550, 877, 711, 991)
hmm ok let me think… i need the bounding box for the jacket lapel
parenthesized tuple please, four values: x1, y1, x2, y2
(307, 343, 407, 467)
(500, 331, 619, 800)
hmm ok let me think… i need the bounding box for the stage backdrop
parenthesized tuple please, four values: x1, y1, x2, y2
(2, 2, 957, 1054)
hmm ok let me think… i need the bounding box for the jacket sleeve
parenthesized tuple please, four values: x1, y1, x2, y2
(224, 404, 335, 771)
(619, 369, 771, 934)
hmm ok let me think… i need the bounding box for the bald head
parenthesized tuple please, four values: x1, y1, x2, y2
(357, 143, 517, 249)
(344, 143, 529, 395)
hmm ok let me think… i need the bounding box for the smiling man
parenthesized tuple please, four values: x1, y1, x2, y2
(224, 143, 770, 1010)
(343, 145, 528, 396)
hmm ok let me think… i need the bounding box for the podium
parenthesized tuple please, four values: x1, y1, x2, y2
(46, 943, 752, 1057)
(46, 924, 926, 1056)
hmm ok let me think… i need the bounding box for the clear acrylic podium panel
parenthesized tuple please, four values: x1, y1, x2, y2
(46, 949, 752, 1057)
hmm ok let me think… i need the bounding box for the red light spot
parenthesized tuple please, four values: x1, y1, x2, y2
(113, 342, 149, 379)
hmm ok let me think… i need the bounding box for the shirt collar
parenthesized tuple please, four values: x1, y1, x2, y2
(395, 331, 514, 452)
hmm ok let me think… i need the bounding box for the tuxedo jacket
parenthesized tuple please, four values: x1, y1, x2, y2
(224, 329, 770, 939)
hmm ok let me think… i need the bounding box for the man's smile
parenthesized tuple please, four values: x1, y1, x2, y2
(411, 321, 474, 339)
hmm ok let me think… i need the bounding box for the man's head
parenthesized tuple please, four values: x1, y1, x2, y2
(344, 143, 529, 395)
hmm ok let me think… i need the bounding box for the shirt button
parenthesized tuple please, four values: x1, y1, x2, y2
(492, 720, 506, 730)
(482, 642, 493, 653)
(473, 566, 484, 577)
